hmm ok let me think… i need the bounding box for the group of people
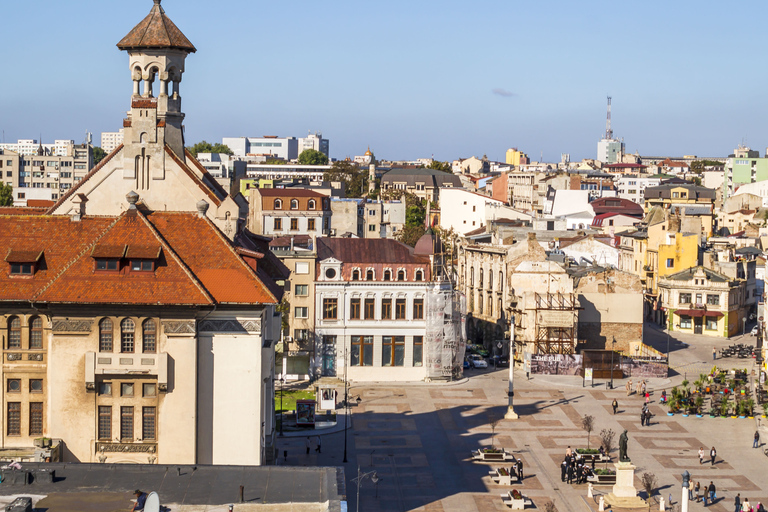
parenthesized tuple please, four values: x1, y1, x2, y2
(698, 446, 717, 465)
(625, 379, 648, 396)
(560, 446, 604, 485)
(640, 404, 653, 426)
(734, 494, 766, 512)
(506, 456, 524, 481)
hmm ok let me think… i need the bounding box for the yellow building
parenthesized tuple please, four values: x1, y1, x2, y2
(505, 148, 529, 167)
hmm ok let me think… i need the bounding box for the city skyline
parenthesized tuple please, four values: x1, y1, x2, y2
(2, 0, 768, 162)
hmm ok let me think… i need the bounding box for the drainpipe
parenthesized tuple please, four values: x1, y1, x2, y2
(194, 303, 217, 463)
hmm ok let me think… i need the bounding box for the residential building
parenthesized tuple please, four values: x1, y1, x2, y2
(330, 198, 364, 237)
(505, 148, 530, 167)
(313, 236, 462, 382)
(591, 213, 641, 235)
(724, 146, 768, 199)
(439, 188, 503, 235)
(0, 0, 287, 467)
(597, 138, 625, 164)
(732, 179, 768, 207)
(452, 156, 489, 175)
(659, 267, 748, 337)
(244, 163, 331, 183)
(380, 168, 462, 202)
(224, 134, 329, 160)
(362, 200, 406, 239)
(643, 183, 716, 237)
(101, 129, 125, 154)
(248, 188, 331, 237)
(298, 132, 329, 157)
(0, 139, 78, 157)
(195, 152, 247, 194)
(616, 176, 661, 206)
(556, 234, 620, 268)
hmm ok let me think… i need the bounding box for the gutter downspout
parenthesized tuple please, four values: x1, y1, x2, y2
(195, 303, 217, 464)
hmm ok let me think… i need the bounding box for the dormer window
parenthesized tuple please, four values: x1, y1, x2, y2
(96, 259, 119, 271)
(126, 245, 161, 273)
(308, 199, 316, 210)
(92, 244, 126, 272)
(352, 269, 361, 281)
(415, 270, 424, 281)
(383, 269, 392, 281)
(6, 249, 43, 277)
(274, 199, 283, 209)
(397, 270, 406, 281)
(366, 269, 374, 280)
(290, 199, 299, 210)
(131, 260, 155, 272)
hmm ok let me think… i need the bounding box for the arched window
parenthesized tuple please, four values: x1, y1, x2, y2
(499, 272, 504, 291)
(308, 199, 316, 210)
(352, 269, 360, 281)
(415, 270, 424, 281)
(121, 319, 135, 353)
(479, 269, 484, 288)
(383, 269, 392, 281)
(7, 317, 21, 349)
(470, 267, 474, 286)
(99, 318, 113, 352)
(397, 270, 406, 281)
(143, 319, 156, 353)
(478, 294, 484, 314)
(290, 199, 299, 210)
(29, 316, 43, 349)
(274, 199, 282, 209)
(366, 269, 374, 281)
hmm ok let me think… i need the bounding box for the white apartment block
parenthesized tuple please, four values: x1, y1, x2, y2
(101, 129, 125, 153)
(0, 139, 76, 157)
(616, 176, 661, 206)
(2, 145, 93, 204)
(224, 134, 330, 160)
(439, 188, 503, 235)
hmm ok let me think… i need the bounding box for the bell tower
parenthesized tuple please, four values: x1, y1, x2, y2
(117, 0, 196, 189)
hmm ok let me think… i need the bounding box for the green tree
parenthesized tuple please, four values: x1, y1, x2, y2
(92, 146, 107, 165)
(265, 158, 286, 165)
(322, 160, 366, 198)
(298, 149, 329, 165)
(426, 160, 452, 173)
(187, 141, 233, 158)
(0, 183, 12, 206)
(396, 225, 427, 248)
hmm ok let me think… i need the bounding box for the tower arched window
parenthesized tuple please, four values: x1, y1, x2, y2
(308, 199, 316, 210)
(121, 319, 135, 353)
(99, 318, 113, 352)
(499, 271, 504, 291)
(143, 319, 156, 353)
(290, 199, 299, 210)
(29, 316, 43, 349)
(7, 317, 21, 349)
(470, 267, 474, 286)
(274, 199, 282, 210)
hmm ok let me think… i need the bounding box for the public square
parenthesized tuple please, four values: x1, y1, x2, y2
(277, 323, 767, 512)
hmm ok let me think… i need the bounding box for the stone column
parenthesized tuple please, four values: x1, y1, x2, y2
(505, 314, 518, 419)
(133, 79, 141, 97)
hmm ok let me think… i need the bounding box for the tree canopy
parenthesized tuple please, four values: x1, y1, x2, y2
(689, 159, 724, 174)
(385, 191, 427, 247)
(426, 160, 452, 173)
(298, 149, 329, 165)
(187, 141, 233, 158)
(92, 146, 107, 166)
(322, 161, 366, 198)
(0, 183, 13, 206)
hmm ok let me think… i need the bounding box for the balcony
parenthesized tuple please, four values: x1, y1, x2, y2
(85, 352, 168, 391)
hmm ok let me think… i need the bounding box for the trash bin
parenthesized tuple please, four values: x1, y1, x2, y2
(5, 497, 32, 512)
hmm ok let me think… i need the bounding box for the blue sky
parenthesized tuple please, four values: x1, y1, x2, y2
(2, 1, 767, 162)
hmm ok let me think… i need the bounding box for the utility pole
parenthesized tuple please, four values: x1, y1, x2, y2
(505, 313, 518, 419)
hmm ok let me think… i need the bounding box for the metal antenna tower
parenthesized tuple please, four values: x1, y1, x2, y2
(605, 96, 613, 140)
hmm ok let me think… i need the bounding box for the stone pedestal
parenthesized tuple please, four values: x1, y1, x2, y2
(504, 406, 518, 420)
(605, 462, 647, 509)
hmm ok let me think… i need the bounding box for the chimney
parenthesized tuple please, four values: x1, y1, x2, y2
(71, 193, 88, 222)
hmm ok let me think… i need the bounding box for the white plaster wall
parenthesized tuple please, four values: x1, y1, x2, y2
(439, 188, 502, 235)
(157, 334, 197, 464)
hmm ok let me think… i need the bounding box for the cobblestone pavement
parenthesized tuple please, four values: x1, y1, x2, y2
(277, 326, 767, 512)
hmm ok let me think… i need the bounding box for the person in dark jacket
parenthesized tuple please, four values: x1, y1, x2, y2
(708, 481, 716, 504)
(131, 490, 148, 512)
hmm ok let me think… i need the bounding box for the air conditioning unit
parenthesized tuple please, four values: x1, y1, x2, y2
(284, 336, 293, 343)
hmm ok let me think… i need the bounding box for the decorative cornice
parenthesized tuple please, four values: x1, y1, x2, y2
(52, 319, 93, 333)
(161, 320, 195, 335)
(198, 319, 261, 334)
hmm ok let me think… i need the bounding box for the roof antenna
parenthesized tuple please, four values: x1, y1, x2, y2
(605, 96, 613, 140)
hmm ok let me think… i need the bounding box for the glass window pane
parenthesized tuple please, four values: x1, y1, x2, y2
(350, 344, 360, 367)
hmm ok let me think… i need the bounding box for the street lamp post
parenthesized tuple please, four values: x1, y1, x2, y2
(743, 317, 747, 337)
(505, 313, 518, 420)
(353, 465, 379, 512)
(610, 337, 616, 389)
(279, 376, 284, 437)
(343, 342, 349, 463)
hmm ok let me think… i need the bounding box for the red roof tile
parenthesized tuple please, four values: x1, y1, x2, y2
(117, 1, 196, 53)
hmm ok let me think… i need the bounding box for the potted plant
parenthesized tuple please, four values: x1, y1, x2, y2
(762, 403, 768, 418)
(511, 489, 523, 500)
(719, 400, 729, 418)
(695, 396, 704, 417)
(745, 398, 755, 418)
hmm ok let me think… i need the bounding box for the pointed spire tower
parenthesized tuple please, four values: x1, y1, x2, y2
(117, 0, 196, 184)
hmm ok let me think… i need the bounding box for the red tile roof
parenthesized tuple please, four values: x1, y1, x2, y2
(117, 1, 196, 53)
(26, 200, 55, 208)
(0, 210, 278, 306)
(317, 238, 428, 264)
(0, 207, 48, 215)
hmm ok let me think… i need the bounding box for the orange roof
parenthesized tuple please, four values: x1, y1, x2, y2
(0, 210, 277, 306)
(117, 0, 196, 53)
(26, 200, 55, 207)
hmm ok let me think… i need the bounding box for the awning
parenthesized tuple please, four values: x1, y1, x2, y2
(674, 309, 705, 318)
(705, 311, 724, 318)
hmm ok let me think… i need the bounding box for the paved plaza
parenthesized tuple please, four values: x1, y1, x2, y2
(277, 323, 767, 512)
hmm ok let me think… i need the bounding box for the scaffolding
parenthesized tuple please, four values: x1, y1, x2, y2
(425, 282, 466, 381)
(533, 292, 578, 355)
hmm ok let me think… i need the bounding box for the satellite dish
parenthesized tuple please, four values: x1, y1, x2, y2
(144, 492, 160, 512)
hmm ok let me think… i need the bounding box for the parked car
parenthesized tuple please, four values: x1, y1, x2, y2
(750, 326, 759, 336)
(491, 355, 509, 367)
(468, 354, 488, 369)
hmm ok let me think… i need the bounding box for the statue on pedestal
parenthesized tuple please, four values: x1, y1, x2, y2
(619, 429, 630, 462)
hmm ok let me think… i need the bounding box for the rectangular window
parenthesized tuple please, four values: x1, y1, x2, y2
(294, 329, 309, 341)
(131, 260, 154, 272)
(121, 382, 134, 397)
(120, 406, 134, 441)
(350, 298, 361, 319)
(381, 299, 392, 319)
(142, 407, 156, 440)
(143, 383, 156, 397)
(695, 293, 702, 304)
(395, 299, 407, 320)
(29, 379, 42, 393)
(96, 259, 119, 271)
(29, 402, 43, 436)
(7, 403, 20, 436)
(666, 258, 674, 268)
(382, 336, 405, 367)
(368, 224, 376, 232)
(295, 307, 308, 319)
(413, 299, 424, 320)
(350, 336, 373, 366)
(10, 263, 33, 275)
(294, 284, 308, 296)
(290, 218, 299, 231)
(295, 262, 309, 274)
(679, 316, 692, 329)
(98, 406, 111, 440)
(308, 218, 316, 231)
(706, 317, 718, 330)
(273, 218, 282, 230)
(99, 382, 112, 396)
(322, 298, 338, 320)
(413, 336, 423, 366)
(679, 293, 691, 304)
(364, 298, 375, 319)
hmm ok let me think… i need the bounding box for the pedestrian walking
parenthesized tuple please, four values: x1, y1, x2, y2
(645, 392, 650, 405)
(688, 480, 694, 500)
(710, 446, 716, 465)
(754, 430, 760, 449)
(518, 458, 524, 479)
(708, 481, 716, 504)
(735, 494, 741, 512)
(315, 436, 322, 454)
(641, 380, 647, 395)
(561, 460, 567, 482)
(627, 379, 633, 396)
(743, 498, 752, 512)
(283, 450, 288, 462)
(612, 398, 618, 414)
(713, 347, 717, 360)
(695, 481, 701, 502)
(699, 447, 705, 465)
(669, 493, 673, 507)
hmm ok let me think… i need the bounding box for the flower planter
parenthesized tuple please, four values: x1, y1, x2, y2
(696, 414, 703, 418)
(739, 416, 746, 419)
(667, 412, 674, 416)
(682, 414, 689, 417)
